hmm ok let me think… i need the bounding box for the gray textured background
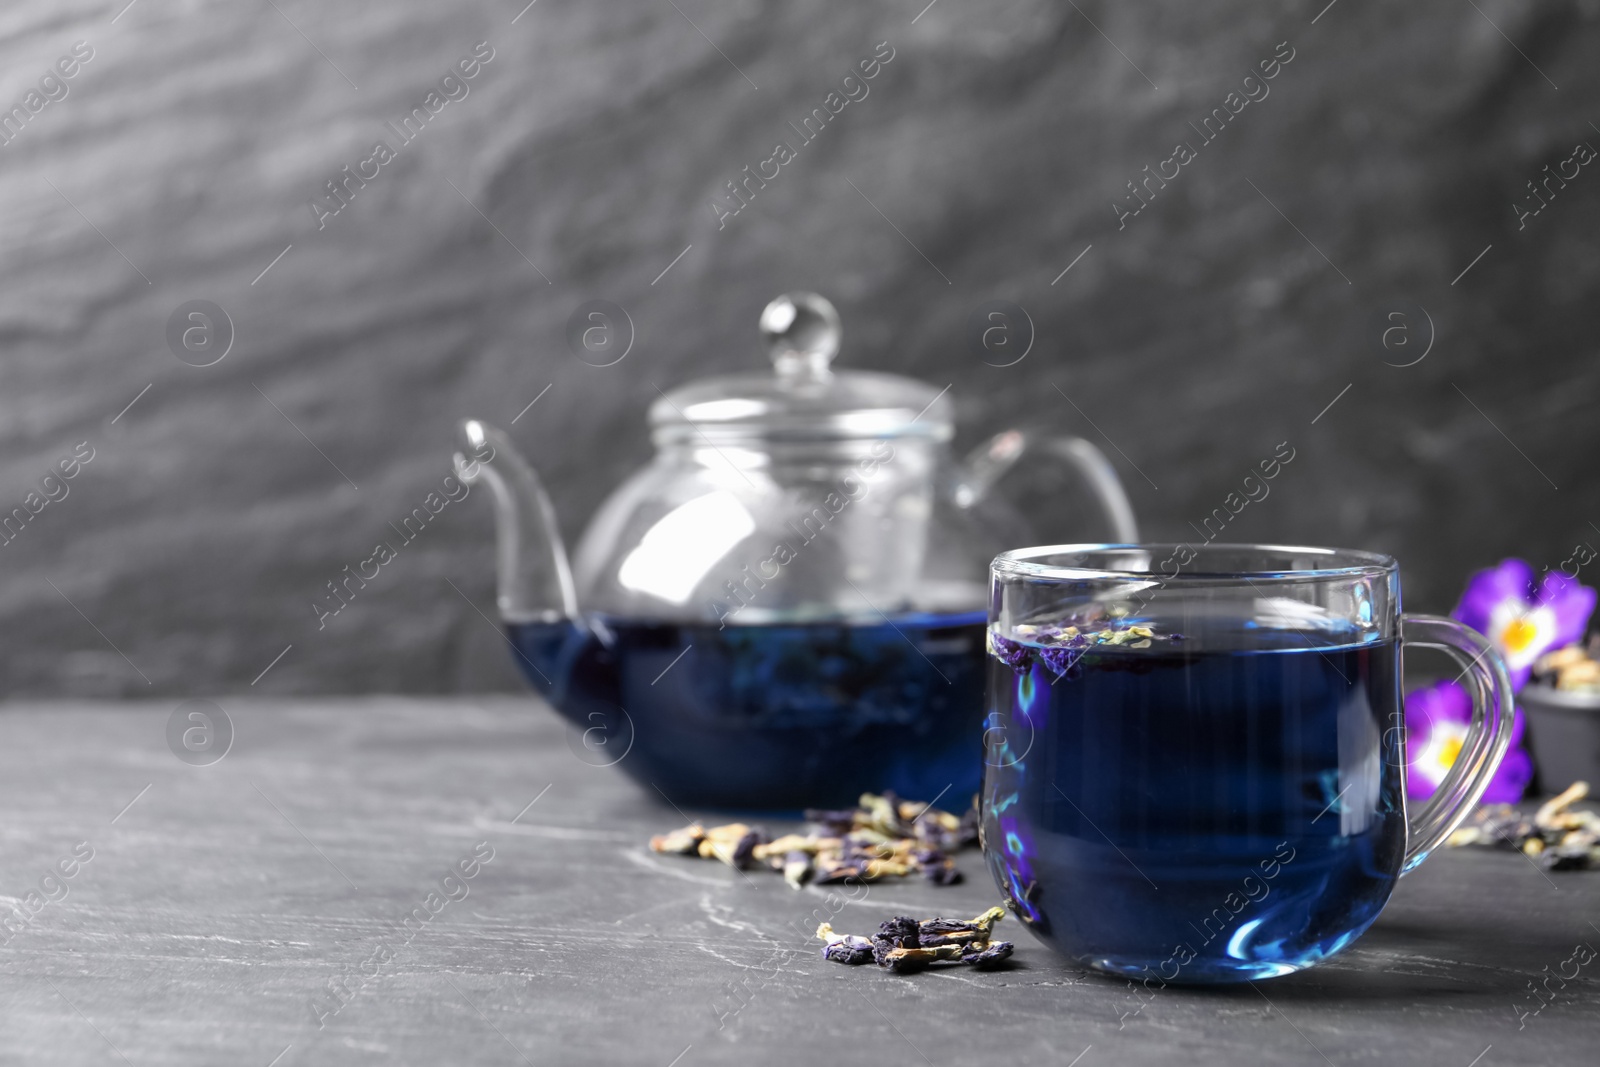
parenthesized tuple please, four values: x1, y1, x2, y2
(2, 0, 1596, 697)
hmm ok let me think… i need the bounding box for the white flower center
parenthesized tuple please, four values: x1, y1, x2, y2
(1487, 600, 1556, 670)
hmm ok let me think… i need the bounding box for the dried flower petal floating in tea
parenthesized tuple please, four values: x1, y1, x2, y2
(817, 907, 1013, 974)
(988, 621, 1175, 680)
(1446, 780, 1600, 871)
(648, 793, 979, 888)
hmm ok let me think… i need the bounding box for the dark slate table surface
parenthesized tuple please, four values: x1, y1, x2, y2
(1, 698, 1596, 1066)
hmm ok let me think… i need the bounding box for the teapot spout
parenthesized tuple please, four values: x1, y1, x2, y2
(454, 419, 578, 622)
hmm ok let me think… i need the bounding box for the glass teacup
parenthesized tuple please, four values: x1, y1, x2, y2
(981, 544, 1514, 984)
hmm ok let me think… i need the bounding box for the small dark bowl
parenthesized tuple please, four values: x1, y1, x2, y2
(1520, 684, 1600, 794)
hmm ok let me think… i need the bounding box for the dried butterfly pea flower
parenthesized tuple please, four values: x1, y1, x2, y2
(802, 808, 860, 836)
(973, 905, 1006, 933)
(963, 940, 1015, 969)
(917, 921, 975, 946)
(703, 822, 758, 843)
(880, 945, 963, 973)
(1536, 782, 1589, 830)
(818, 906, 1014, 974)
(911, 800, 977, 852)
(816, 923, 875, 964)
(752, 833, 840, 860)
(935, 906, 1006, 940)
(895, 798, 946, 826)
(915, 849, 961, 886)
(987, 631, 1032, 670)
(814, 855, 870, 884)
(861, 792, 911, 837)
(1479, 807, 1539, 845)
(1450, 783, 1600, 871)
(690, 823, 768, 869)
(1541, 838, 1598, 872)
(992, 621, 1178, 676)
(844, 827, 899, 850)
(1038, 643, 1087, 680)
(825, 938, 876, 965)
(701, 837, 744, 868)
(731, 831, 761, 869)
(1450, 804, 1535, 847)
(862, 857, 913, 879)
(782, 851, 813, 890)
(918, 907, 1005, 947)
(649, 824, 705, 854)
(879, 915, 923, 943)
(653, 794, 981, 887)
(1535, 644, 1600, 692)
(870, 915, 923, 964)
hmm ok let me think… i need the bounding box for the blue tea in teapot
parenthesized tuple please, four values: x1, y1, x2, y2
(507, 611, 986, 808)
(457, 293, 1137, 809)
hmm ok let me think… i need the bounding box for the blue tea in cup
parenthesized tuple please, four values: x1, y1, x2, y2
(981, 545, 1514, 984)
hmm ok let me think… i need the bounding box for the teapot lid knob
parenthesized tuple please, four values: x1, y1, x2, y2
(760, 292, 840, 382)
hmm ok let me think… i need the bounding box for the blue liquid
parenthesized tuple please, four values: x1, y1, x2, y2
(508, 612, 988, 809)
(982, 629, 1406, 983)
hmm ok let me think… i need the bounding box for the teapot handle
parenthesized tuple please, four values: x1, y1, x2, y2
(958, 429, 1139, 543)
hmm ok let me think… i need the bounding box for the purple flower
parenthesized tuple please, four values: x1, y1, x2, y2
(1403, 679, 1532, 804)
(1452, 558, 1596, 691)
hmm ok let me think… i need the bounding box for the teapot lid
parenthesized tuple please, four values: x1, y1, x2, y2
(648, 292, 953, 442)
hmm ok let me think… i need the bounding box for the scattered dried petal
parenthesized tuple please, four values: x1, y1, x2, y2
(782, 850, 813, 890)
(1541, 844, 1597, 872)
(871, 916, 922, 964)
(818, 906, 1013, 975)
(704, 822, 756, 843)
(881, 945, 962, 973)
(963, 940, 1015, 969)
(652, 794, 981, 886)
(863, 858, 913, 879)
(752, 833, 824, 860)
(816, 923, 875, 964)
(731, 831, 761, 869)
(649, 824, 705, 854)
(814, 856, 870, 884)
(1536, 782, 1589, 830)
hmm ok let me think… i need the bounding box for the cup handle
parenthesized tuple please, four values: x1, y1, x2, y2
(958, 429, 1139, 543)
(1398, 613, 1517, 874)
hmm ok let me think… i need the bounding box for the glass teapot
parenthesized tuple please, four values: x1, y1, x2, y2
(455, 292, 1137, 808)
